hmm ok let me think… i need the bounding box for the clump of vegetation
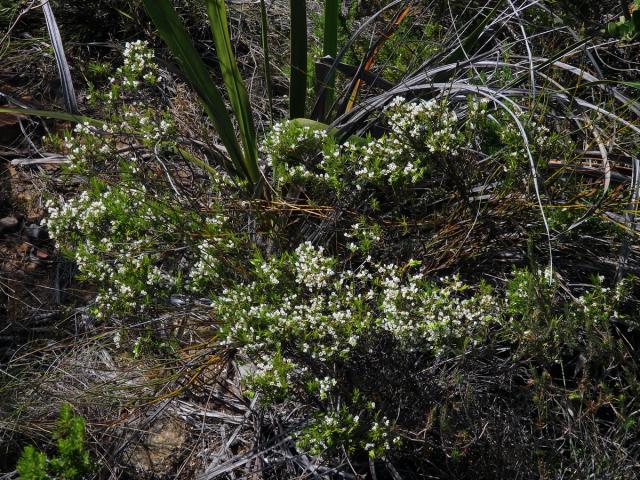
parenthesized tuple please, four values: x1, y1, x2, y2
(16, 404, 93, 480)
(1, 0, 640, 478)
(608, 0, 640, 39)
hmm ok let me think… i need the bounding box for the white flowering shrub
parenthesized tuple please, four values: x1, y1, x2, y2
(39, 40, 636, 474)
(57, 41, 173, 176)
(44, 42, 242, 320)
(209, 233, 632, 463)
(214, 241, 499, 458)
(264, 100, 449, 193)
(263, 96, 566, 199)
(46, 182, 238, 318)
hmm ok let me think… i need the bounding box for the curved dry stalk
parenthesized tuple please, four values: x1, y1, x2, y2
(42, 0, 78, 114)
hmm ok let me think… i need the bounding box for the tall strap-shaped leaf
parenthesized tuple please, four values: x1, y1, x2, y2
(0, 106, 99, 125)
(310, 0, 407, 120)
(42, 1, 78, 114)
(206, 0, 259, 184)
(143, 0, 255, 185)
(289, 0, 308, 119)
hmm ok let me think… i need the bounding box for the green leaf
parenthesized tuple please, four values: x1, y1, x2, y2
(0, 106, 100, 125)
(142, 0, 255, 186)
(289, 0, 308, 119)
(205, 0, 259, 184)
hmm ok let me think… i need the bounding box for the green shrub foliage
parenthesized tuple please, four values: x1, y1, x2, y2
(17, 404, 93, 480)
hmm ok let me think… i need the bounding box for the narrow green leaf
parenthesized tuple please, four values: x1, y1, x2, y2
(0, 106, 100, 125)
(289, 0, 308, 119)
(322, 0, 340, 113)
(205, 0, 259, 184)
(142, 0, 253, 184)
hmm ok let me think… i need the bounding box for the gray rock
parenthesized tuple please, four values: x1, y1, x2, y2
(24, 223, 49, 241)
(0, 216, 19, 234)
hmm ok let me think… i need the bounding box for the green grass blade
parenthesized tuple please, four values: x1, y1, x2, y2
(289, 0, 308, 119)
(322, 0, 340, 114)
(259, 0, 274, 125)
(205, 0, 259, 184)
(142, 0, 252, 184)
(0, 106, 100, 125)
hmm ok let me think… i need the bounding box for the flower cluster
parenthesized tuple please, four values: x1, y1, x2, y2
(214, 242, 498, 458)
(345, 221, 383, 253)
(293, 241, 337, 289)
(386, 96, 463, 154)
(62, 121, 115, 173)
(116, 40, 159, 89)
(45, 183, 235, 319)
(261, 121, 331, 187)
(264, 97, 468, 194)
(86, 40, 159, 108)
(45, 186, 178, 317)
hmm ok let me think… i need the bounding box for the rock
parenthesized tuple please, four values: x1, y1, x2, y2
(24, 223, 49, 241)
(128, 418, 187, 478)
(0, 216, 19, 234)
(28, 247, 50, 263)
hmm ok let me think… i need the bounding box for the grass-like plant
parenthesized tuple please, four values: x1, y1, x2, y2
(143, 0, 259, 187)
(141, 0, 343, 191)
